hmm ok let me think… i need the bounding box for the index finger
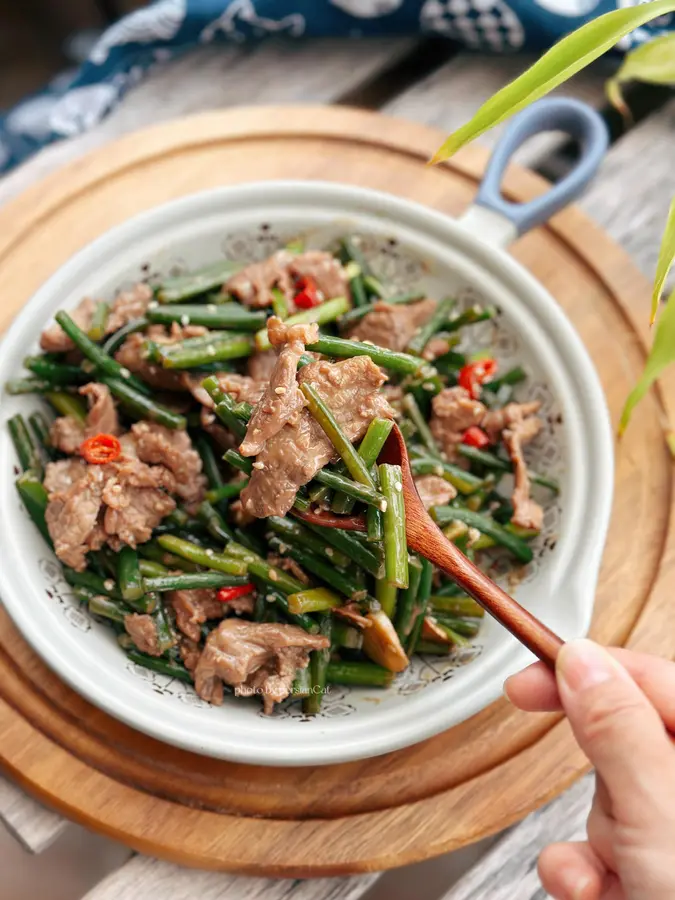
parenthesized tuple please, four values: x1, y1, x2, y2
(505, 647, 675, 729)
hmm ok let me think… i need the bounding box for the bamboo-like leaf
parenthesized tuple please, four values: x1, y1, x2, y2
(607, 33, 675, 120)
(650, 197, 675, 325)
(431, 0, 675, 164)
(620, 285, 675, 435)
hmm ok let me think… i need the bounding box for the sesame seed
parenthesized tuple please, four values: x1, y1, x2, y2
(207, 346, 216, 356)
(265, 594, 275, 604)
(325, 547, 334, 557)
(206, 304, 217, 312)
(148, 300, 159, 310)
(180, 314, 190, 326)
(380, 500, 388, 512)
(362, 340, 375, 346)
(434, 466, 443, 476)
(422, 382, 435, 391)
(205, 548, 214, 557)
(394, 482, 403, 492)
(274, 386, 286, 395)
(269, 569, 278, 582)
(120, 367, 131, 379)
(252, 461, 264, 470)
(104, 579, 115, 591)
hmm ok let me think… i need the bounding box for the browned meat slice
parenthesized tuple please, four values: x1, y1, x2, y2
(40, 297, 97, 353)
(333, 603, 372, 629)
(226, 249, 295, 308)
(43, 458, 88, 494)
(124, 613, 161, 656)
(481, 401, 542, 444)
(267, 554, 311, 586)
(102, 458, 176, 549)
(247, 349, 278, 383)
(179, 637, 202, 673)
(193, 619, 330, 711)
(80, 383, 120, 435)
(290, 251, 349, 302)
(503, 415, 544, 532)
(240, 317, 319, 457)
(186, 371, 265, 409)
(169, 588, 225, 642)
(50, 417, 85, 455)
(423, 335, 454, 362)
(241, 356, 392, 518)
(106, 283, 153, 333)
(131, 421, 206, 507)
(349, 299, 437, 352)
(229, 498, 255, 528)
(414, 474, 457, 510)
(50, 383, 121, 454)
(115, 325, 206, 392)
(430, 387, 487, 460)
(227, 593, 255, 616)
(45, 465, 109, 570)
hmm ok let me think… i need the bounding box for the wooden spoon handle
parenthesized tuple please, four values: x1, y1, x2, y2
(409, 528, 564, 668)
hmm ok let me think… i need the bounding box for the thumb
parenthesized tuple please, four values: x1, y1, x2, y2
(556, 639, 672, 818)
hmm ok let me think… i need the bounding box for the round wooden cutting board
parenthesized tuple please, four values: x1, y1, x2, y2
(0, 106, 673, 877)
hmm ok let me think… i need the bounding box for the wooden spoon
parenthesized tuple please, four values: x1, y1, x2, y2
(296, 422, 565, 669)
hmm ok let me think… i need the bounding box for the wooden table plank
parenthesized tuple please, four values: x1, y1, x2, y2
(384, 53, 611, 165)
(0, 37, 415, 209)
(81, 859, 378, 900)
(442, 775, 592, 900)
(0, 775, 67, 853)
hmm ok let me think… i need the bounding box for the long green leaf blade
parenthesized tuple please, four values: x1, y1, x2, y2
(620, 285, 675, 435)
(607, 33, 675, 121)
(431, 0, 675, 164)
(650, 198, 675, 325)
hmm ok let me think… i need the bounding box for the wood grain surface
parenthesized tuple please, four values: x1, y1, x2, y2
(0, 105, 673, 876)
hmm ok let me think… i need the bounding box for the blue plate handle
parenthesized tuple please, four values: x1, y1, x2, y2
(472, 97, 609, 237)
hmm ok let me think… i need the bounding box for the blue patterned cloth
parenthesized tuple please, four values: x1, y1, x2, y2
(1, 0, 671, 174)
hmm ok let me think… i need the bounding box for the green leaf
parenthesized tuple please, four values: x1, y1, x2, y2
(620, 285, 675, 435)
(430, 0, 675, 164)
(607, 34, 675, 120)
(650, 197, 675, 325)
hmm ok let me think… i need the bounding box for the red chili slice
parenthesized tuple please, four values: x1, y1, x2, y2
(293, 274, 322, 309)
(217, 583, 255, 603)
(461, 426, 491, 449)
(80, 433, 122, 465)
(458, 358, 498, 399)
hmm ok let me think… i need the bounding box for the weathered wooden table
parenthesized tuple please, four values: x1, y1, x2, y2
(0, 36, 671, 900)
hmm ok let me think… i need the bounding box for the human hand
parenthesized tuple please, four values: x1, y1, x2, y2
(504, 640, 675, 900)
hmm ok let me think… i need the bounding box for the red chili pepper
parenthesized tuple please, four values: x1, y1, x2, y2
(461, 426, 491, 449)
(217, 583, 255, 603)
(80, 433, 122, 465)
(293, 274, 322, 309)
(458, 358, 498, 399)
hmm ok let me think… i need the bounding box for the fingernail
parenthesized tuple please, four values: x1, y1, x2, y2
(557, 639, 620, 693)
(572, 875, 593, 900)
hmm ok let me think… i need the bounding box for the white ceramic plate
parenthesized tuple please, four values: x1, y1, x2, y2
(0, 180, 614, 765)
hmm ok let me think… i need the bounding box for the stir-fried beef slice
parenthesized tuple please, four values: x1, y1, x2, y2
(193, 619, 329, 710)
(241, 356, 392, 518)
(423, 335, 454, 362)
(247, 348, 278, 383)
(333, 603, 372, 629)
(414, 474, 457, 510)
(225, 249, 295, 308)
(289, 251, 349, 303)
(80, 382, 120, 435)
(186, 371, 265, 409)
(240, 318, 319, 457)
(169, 588, 225, 642)
(179, 637, 202, 673)
(102, 459, 176, 549)
(124, 613, 161, 656)
(106, 282, 153, 333)
(40, 297, 97, 353)
(131, 421, 206, 507)
(44, 458, 88, 494)
(50, 383, 121, 455)
(229, 498, 255, 528)
(481, 401, 542, 444)
(115, 332, 188, 391)
(267, 553, 311, 586)
(237, 647, 308, 714)
(45, 464, 109, 571)
(227, 593, 256, 616)
(349, 299, 437, 352)
(430, 387, 487, 460)
(50, 416, 86, 455)
(503, 415, 544, 532)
